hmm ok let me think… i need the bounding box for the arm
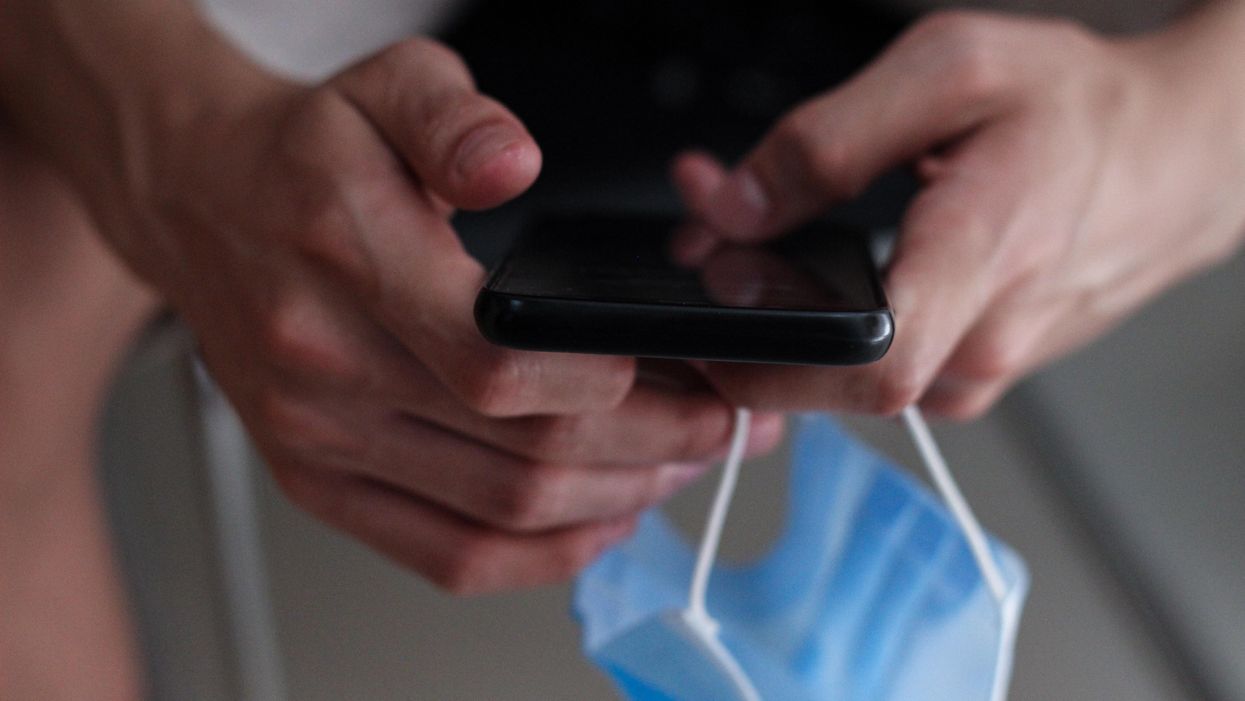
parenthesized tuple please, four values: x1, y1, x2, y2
(0, 120, 156, 701)
(673, 0, 1245, 418)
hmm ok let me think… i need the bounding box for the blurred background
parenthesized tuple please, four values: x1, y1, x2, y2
(101, 253, 1245, 701)
(82, 1, 1245, 699)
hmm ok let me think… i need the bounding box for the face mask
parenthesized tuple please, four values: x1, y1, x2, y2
(574, 409, 1028, 701)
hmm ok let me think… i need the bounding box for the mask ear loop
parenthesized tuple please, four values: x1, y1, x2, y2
(900, 405, 1019, 701)
(681, 407, 762, 701)
(899, 406, 1006, 601)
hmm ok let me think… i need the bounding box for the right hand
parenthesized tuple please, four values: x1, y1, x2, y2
(87, 38, 784, 594)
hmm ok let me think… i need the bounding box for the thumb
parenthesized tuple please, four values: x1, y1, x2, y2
(330, 38, 541, 210)
(700, 14, 1016, 241)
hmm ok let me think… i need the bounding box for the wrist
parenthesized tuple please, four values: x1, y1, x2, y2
(0, 1, 293, 239)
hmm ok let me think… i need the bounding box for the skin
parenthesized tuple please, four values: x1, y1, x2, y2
(674, 3, 1245, 419)
(0, 1, 784, 600)
(2, 1, 1244, 699)
(0, 123, 155, 701)
(0, 1, 780, 697)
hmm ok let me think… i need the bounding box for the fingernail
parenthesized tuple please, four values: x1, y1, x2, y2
(709, 168, 769, 236)
(456, 124, 523, 176)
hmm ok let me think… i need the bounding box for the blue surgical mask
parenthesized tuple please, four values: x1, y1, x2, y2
(574, 410, 1028, 701)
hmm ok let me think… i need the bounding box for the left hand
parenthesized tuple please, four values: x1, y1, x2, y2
(673, 9, 1245, 418)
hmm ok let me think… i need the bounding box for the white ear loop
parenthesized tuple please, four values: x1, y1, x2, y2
(899, 406, 1006, 602)
(680, 405, 1013, 701)
(681, 407, 761, 701)
(900, 406, 1017, 701)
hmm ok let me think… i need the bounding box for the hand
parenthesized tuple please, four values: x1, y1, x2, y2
(60, 37, 783, 593)
(673, 9, 1245, 419)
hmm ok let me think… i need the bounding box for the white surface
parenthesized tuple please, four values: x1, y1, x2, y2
(195, 0, 460, 79)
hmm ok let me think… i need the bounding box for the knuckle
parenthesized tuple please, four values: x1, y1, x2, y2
(961, 332, 1025, 382)
(258, 296, 361, 383)
(434, 537, 500, 596)
(271, 95, 380, 292)
(771, 112, 860, 201)
(491, 464, 571, 532)
(522, 415, 588, 462)
(910, 11, 1007, 104)
(904, 193, 987, 244)
(297, 191, 377, 291)
(462, 351, 535, 417)
(298, 87, 356, 135)
(280, 88, 352, 153)
(255, 390, 366, 457)
(674, 403, 733, 460)
(946, 45, 1005, 107)
(461, 353, 635, 417)
(591, 357, 639, 409)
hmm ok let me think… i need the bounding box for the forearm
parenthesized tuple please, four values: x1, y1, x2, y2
(0, 0, 282, 241)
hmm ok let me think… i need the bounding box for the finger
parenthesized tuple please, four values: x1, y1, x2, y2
(255, 370, 783, 532)
(419, 384, 786, 465)
(262, 245, 636, 419)
(700, 131, 1026, 413)
(634, 358, 715, 393)
(671, 150, 729, 220)
(699, 13, 1024, 241)
(273, 467, 636, 595)
(919, 375, 1012, 420)
(318, 41, 632, 416)
(342, 414, 715, 532)
(920, 317, 1038, 420)
(330, 37, 540, 210)
(922, 291, 1109, 419)
(259, 271, 778, 461)
(320, 332, 786, 464)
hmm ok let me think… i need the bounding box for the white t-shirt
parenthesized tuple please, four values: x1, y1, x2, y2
(195, 0, 459, 80)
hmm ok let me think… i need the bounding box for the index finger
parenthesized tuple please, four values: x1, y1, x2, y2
(699, 131, 1025, 413)
(699, 13, 1027, 241)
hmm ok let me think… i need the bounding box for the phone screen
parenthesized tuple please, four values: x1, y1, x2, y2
(486, 214, 888, 313)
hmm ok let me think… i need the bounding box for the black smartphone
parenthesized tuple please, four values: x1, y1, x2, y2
(474, 213, 893, 365)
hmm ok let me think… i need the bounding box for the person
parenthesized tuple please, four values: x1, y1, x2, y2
(2, 0, 1243, 698)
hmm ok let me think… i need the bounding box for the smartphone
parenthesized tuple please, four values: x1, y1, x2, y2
(474, 213, 893, 365)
